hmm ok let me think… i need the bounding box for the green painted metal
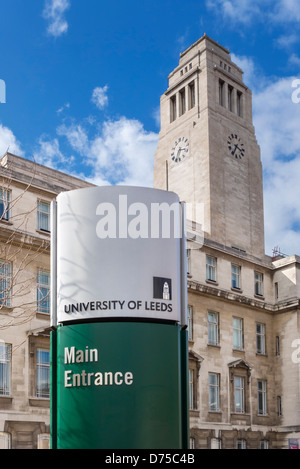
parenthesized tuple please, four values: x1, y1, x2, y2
(54, 321, 187, 449)
(50, 330, 57, 450)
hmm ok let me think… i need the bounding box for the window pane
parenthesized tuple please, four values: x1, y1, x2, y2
(0, 344, 11, 396)
(233, 318, 243, 350)
(255, 272, 263, 295)
(208, 312, 218, 345)
(0, 432, 11, 449)
(0, 189, 10, 221)
(234, 376, 244, 413)
(258, 380, 267, 415)
(37, 202, 50, 232)
(189, 369, 194, 410)
(37, 270, 50, 314)
(37, 349, 50, 398)
(256, 323, 265, 354)
(209, 373, 220, 411)
(188, 306, 193, 341)
(0, 261, 11, 307)
(232, 265, 241, 289)
(206, 256, 216, 281)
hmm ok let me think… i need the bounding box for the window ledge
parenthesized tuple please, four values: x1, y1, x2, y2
(231, 287, 243, 293)
(0, 306, 13, 314)
(29, 397, 50, 407)
(206, 279, 218, 286)
(36, 229, 51, 236)
(0, 219, 12, 226)
(0, 395, 13, 405)
(254, 294, 265, 300)
(36, 312, 50, 320)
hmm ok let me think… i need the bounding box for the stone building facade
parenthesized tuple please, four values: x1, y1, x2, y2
(0, 34, 299, 450)
(0, 153, 91, 449)
(154, 35, 300, 449)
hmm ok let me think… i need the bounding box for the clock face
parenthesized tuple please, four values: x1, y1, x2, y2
(171, 137, 189, 163)
(227, 134, 245, 159)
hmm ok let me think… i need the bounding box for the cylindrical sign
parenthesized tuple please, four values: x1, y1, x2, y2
(51, 186, 189, 449)
(54, 186, 187, 326)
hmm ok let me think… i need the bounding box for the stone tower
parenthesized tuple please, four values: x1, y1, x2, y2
(154, 34, 265, 258)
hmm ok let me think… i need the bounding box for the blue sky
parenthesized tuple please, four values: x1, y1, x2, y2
(1, 0, 300, 256)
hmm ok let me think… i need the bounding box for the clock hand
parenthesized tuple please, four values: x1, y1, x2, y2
(232, 144, 238, 155)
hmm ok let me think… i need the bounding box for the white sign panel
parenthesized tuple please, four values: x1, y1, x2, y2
(54, 186, 186, 325)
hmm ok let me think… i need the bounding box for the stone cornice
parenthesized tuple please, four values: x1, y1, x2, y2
(188, 279, 300, 313)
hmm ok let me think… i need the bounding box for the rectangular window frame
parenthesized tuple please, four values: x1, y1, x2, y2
(0, 343, 11, 397)
(36, 349, 50, 399)
(37, 269, 50, 314)
(209, 372, 220, 412)
(233, 317, 244, 351)
(0, 432, 11, 449)
(0, 189, 11, 222)
(37, 200, 50, 233)
(257, 379, 267, 415)
(236, 439, 246, 449)
(219, 79, 225, 107)
(189, 369, 194, 410)
(0, 261, 12, 307)
(188, 305, 193, 341)
(179, 88, 186, 116)
(234, 376, 245, 414)
(256, 323, 266, 355)
(188, 81, 195, 110)
(237, 91, 243, 117)
(187, 249, 191, 275)
(255, 272, 264, 296)
(208, 311, 219, 346)
(231, 264, 241, 290)
(206, 256, 217, 282)
(170, 95, 177, 123)
(228, 85, 234, 112)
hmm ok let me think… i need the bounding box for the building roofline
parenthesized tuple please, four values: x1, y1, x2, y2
(179, 33, 230, 59)
(1, 152, 92, 187)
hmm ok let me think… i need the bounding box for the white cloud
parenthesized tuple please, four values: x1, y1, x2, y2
(57, 102, 70, 114)
(228, 52, 300, 255)
(271, 0, 300, 23)
(289, 54, 300, 66)
(0, 124, 23, 157)
(276, 33, 299, 49)
(206, 0, 263, 24)
(252, 76, 300, 255)
(206, 0, 300, 25)
(57, 123, 89, 154)
(91, 86, 109, 110)
(43, 0, 71, 38)
(230, 54, 258, 89)
(152, 106, 161, 129)
(57, 117, 158, 187)
(32, 136, 71, 169)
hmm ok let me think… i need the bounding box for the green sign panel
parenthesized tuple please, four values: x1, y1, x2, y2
(53, 321, 188, 449)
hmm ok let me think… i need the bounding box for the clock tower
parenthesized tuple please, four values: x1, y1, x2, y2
(154, 35, 265, 258)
